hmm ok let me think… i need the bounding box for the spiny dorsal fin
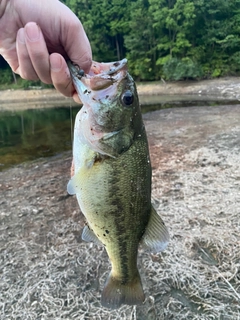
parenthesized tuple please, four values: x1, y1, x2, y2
(82, 225, 103, 246)
(141, 205, 169, 253)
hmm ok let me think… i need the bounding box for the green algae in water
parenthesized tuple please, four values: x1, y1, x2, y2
(0, 107, 80, 171)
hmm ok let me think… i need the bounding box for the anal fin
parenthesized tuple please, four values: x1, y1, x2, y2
(141, 205, 169, 253)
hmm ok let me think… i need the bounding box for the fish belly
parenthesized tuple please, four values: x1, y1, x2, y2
(76, 136, 150, 280)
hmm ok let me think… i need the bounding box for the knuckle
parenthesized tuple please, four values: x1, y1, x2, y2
(20, 69, 39, 81)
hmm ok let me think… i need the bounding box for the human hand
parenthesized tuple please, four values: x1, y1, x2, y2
(0, 0, 92, 99)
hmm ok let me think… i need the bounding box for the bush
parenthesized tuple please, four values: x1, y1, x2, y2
(162, 57, 203, 81)
(0, 68, 13, 84)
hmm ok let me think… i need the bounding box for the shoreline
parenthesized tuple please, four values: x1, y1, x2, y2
(1, 76, 240, 110)
(1, 105, 239, 318)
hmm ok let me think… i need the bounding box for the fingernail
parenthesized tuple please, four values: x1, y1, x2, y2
(50, 54, 62, 72)
(25, 22, 40, 41)
(18, 28, 25, 44)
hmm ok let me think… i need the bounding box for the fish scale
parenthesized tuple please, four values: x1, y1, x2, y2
(67, 59, 169, 309)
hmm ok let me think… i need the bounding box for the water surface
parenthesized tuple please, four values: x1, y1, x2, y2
(0, 100, 238, 171)
(0, 106, 79, 170)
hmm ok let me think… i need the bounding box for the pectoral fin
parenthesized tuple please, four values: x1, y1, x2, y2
(141, 206, 169, 253)
(82, 225, 103, 246)
(67, 154, 96, 195)
(67, 173, 81, 195)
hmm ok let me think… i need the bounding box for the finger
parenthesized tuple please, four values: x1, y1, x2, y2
(72, 92, 82, 104)
(15, 28, 39, 80)
(60, 16, 92, 73)
(50, 53, 75, 97)
(24, 22, 52, 84)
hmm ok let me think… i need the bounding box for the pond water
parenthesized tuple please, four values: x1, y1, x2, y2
(0, 100, 237, 171)
(0, 106, 80, 170)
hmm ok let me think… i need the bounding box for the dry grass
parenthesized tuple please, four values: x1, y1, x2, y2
(0, 108, 239, 319)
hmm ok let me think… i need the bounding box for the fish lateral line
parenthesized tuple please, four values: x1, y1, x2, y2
(67, 59, 169, 309)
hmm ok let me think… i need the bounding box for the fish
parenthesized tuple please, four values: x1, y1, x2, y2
(67, 59, 169, 309)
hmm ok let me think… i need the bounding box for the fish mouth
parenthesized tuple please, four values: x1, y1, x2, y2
(68, 59, 130, 157)
(67, 59, 128, 103)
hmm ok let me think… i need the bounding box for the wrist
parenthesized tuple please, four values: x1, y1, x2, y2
(0, 0, 9, 19)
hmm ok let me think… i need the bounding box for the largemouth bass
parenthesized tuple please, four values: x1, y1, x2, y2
(67, 59, 169, 309)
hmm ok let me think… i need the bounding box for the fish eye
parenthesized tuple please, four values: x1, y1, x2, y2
(121, 90, 134, 106)
(77, 69, 85, 78)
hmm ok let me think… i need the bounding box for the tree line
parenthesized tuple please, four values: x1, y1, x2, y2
(64, 0, 240, 81)
(1, 0, 240, 85)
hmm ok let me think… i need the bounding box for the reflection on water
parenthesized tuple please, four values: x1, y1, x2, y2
(0, 106, 80, 170)
(0, 100, 238, 170)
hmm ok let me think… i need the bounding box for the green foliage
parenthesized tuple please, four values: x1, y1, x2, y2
(150, 0, 196, 57)
(162, 57, 203, 80)
(124, 0, 159, 80)
(0, 66, 53, 90)
(2, 0, 240, 82)
(0, 68, 13, 84)
(64, 0, 131, 61)
(230, 52, 240, 73)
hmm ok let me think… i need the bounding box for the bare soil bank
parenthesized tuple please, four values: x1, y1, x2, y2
(1, 105, 240, 319)
(1, 76, 240, 110)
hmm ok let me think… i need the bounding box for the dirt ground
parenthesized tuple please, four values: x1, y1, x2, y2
(0, 99, 240, 319)
(1, 76, 240, 110)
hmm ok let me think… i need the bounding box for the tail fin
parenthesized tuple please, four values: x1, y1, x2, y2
(101, 272, 145, 309)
